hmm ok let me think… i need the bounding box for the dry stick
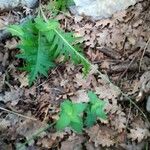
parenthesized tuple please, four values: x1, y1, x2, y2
(139, 37, 150, 71)
(40, 6, 149, 125)
(120, 37, 150, 79)
(0, 106, 37, 121)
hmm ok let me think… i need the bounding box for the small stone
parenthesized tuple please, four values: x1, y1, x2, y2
(72, 0, 136, 20)
(146, 96, 150, 113)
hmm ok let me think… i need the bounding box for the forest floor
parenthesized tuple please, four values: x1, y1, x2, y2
(0, 0, 150, 149)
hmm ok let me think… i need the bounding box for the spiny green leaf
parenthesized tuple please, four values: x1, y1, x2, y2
(8, 16, 90, 84)
(35, 17, 59, 32)
(7, 25, 24, 37)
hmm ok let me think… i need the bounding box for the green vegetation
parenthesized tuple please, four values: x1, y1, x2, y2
(56, 91, 107, 133)
(8, 16, 90, 84)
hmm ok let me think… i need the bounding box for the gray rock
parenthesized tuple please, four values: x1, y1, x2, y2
(72, 0, 136, 20)
(146, 96, 150, 112)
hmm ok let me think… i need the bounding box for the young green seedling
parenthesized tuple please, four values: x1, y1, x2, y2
(56, 100, 87, 133)
(85, 91, 107, 127)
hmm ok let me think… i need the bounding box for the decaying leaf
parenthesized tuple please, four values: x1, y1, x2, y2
(95, 80, 121, 100)
(110, 110, 127, 132)
(86, 125, 115, 147)
(0, 88, 24, 106)
(128, 127, 150, 143)
(17, 120, 47, 145)
(60, 135, 85, 150)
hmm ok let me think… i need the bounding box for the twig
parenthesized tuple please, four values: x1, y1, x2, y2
(139, 37, 150, 71)
(120, 37, 150, 79)
(0, 106, 37, 121)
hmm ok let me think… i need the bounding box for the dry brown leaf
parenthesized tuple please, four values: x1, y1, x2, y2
(127, 116, 150, 142)
(71, 90, 89, 103)
(0, 119, 10, 131)
(110, 110, 127, 132)
(95, 19, 114, 28)
(95, 83, 120, 100)
(113, 10, 127, 22)
(74, 73, 91, 89)
(17, 120, 47, 146)
(87, 125, 115, 147)
(5, 38, 18, 49)
(60, 135, 85, 150)
(0, 88, 24, 106)
(128, 127, 150, 143)
(17, 72, 29, 88)
(0, 18, 6, 30)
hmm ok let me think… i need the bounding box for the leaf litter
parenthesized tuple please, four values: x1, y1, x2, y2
(0, 0, 150, 149)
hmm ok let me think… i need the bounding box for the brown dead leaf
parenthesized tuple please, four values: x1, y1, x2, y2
(95, 82, 120, 100)
(0, 18, 6, 30)
(74, 73, 91, 89)
(0, 119, 10, 131)
(95, 19, 114, 28)
(128, 127, 150, 143)
(17, 120, 47, 145)
(71, 90, 89, 103)
(0, 88, 24, 106)
(128, 116, 150, 142)
(112, 10, 127, 22)
(110, 110, 127, 132)
(17, 72, 29, 88)
(60, 135, 85, 150)
(5, 38, 18, 49)
(86, 125, 115, 147)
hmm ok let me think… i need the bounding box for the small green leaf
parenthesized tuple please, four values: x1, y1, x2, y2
(61, 100, 73, 115)
(85, 113, 97, 127)
(85, 91, 107, 126)
(70, 120, 83, 133)
(70, 115, 82, 123)
(88, 91, 99, 104)
(73, 103, 87, 114)
(96, 109, 107, 120)
(56, 113, 70, 131)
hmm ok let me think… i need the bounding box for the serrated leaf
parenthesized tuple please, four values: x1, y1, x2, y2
(88, 91, 99, 104)
(61, 100, 73, 115)
(35, 17, 59, 32)
(85, 113, 97, 128)
(8, 16, 90, 84)
(70, 120, 83, 133)
(70, 115, 82, 123)
(96, 109, 107, 120)
(73, 103, 87, 114)
(7, 25, 24, 37)
(56, 113, 71, 130)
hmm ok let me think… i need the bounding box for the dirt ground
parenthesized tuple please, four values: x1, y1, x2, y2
(0, 0, 150, 149)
